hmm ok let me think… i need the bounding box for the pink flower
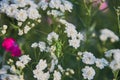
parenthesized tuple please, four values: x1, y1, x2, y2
(99, 2, 108, 11)
(2, 37, 21, 57)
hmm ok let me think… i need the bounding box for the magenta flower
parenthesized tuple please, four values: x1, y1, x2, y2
(2, 37, 22, 57)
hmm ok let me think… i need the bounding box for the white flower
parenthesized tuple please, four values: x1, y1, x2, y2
(38, 0, 48, 10)
(17, 22, 23, 26)
(63, 0, 73, 12)
(49, 59, 56, 72)
(64, 23, 77, 38)
(36, 59, 47, 71)
(100, 29, 119, 42)
(15, 9, 27, 22)
(10, 65, 17, 73)
(109, 60, 120, 71)
(58, 65, 64, 73)
(95, 58, 108, 69)
(1, 29, 6, 34)
(0, 3, 8, 13)
(82, 52, 96, 65)
(47, 31, 59, 43)
(7, 75, 20, 80)
(5, 4, 18, 17)
(18, 29, 24, 36)
(24, 25, 31, 34)
(19, 55, 31, 65)
(53, 70, 61, 80)
(16, 61, 25, 69)
(38, 41, 46, 52)
(27, 7, 41, 20)
(105, 49, 120, 63)
(82, 66, 95, 80)
(33, 70, 50, 80)
(49, 0, 61, 9)
(3, 25, 8, 30)
(47, 10, 63, 17)
(69, 38, 80, 49)
(31, 42, 38, 48)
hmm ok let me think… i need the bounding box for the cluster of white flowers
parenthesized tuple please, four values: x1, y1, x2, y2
(76, 51, 109, 79)
(100, 28, 119, 42)
(82, 66, 95, 80)
(38, 0, 73, 12)
(59, 19, 84, 49)
(33, 59, 50, 80)
(16, 55, 31, 69)
(31, 41, 48, 52)
(0, 64, 24, 80)
(105, 49, 120, 71)
(0, 0, 41, 36)
(0, 0, 41, 22)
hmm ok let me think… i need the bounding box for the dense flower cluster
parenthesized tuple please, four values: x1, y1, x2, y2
(0, 0, 120, 80)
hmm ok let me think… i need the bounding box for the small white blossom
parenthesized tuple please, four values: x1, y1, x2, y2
(82, 52, 96, 65)
(100, 29, 119, 42)
(31, 42, 38, 48)
(109, 60, 120, 71)
(15, 9, 27, 22)
(27, 7, 41, 20)
(18, 29, 24, 36)
(38, 41, 46, 52)
(19, 55, 31, 65)
(95, 58, 108, 69)
(47, 31, 59, 43)
(36, 59, 47, 71)
(24, 25, 31, 34)
(53, 70, 61, 80)
(69, 38, 80, 49)
(16, 61, 25, 69)
(38, 0, 48, 10)
(82, 66, 95, 80)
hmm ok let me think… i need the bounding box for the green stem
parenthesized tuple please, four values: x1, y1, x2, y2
(2, 52, 7, 65)
(113, 70, 119, 80)
(117, 14, 120, 33)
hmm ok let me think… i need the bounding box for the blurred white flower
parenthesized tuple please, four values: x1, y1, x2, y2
(38, 0, 48, 10)
(47, 31, 59, 43)
(49, 0, 61, 9)
(109, 60, 120, 71)
(33, 70, 50, 80)
(53, 70, 61, 80)
(27, 7, 41, 20)
(63, 0, 73, 12)
(82, 66, 95, 80)
(69, 38, 80, 49)
(18, 29, 24, 36)
(100, 29, 119, 42)
(31, 42, 38, 48)
(82, 52, 96, 65)
(38, 41, 46, 52)
(47, 10, 63, 17)
(36, 59, 47, 71)
(16, 61, 25, 69)
(5, 4, 18, 17)
(95, 58, 108, 69)
(19, 55, 31, 65)
(15, 9, 27, 22)
(24, 25, 31, 34)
